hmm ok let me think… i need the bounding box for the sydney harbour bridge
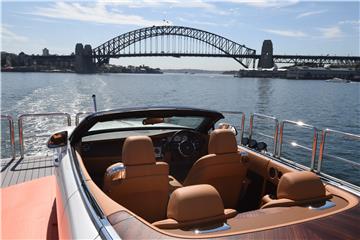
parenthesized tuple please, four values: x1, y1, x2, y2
(34, 25, 360, 73)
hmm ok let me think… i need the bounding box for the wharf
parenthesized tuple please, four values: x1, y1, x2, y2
(236, 67, 360, 80)
(1, 155, 54, 188)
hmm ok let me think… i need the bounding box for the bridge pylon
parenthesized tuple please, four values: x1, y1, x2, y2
(258, 40, 274, 69)
(75, 43, 96, 73)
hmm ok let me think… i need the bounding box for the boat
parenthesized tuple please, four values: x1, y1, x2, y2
(325, 77, 351, 83)
(1, 106, 359, 239)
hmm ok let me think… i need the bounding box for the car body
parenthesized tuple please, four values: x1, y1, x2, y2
(49, 107, 360, 239)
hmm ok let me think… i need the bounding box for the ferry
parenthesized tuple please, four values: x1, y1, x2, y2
(1, 104, 359, 239)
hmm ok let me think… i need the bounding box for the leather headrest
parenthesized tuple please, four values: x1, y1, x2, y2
(167, 184, 225, 223)
(122, 136, 156, 166)
(277, 171, 326, 201)
(208, 129, 237, 154)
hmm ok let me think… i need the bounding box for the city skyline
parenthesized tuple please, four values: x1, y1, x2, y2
(2, 0, 359, 70)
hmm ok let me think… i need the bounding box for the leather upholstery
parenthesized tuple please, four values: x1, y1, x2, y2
(208, 129, 238, 154)
(122, 136, 156, 166)
(261, 171, 332, 209)
(183, 129, 248, 208)
(153, 185, 237, 229)
(103, 136, 169, 223)
(168, 175, 182, 193)
(277, 171, 326, 201)
(168, 184, 225, 222)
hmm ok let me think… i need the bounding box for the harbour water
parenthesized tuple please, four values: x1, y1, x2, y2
(1, 72, 359, 185)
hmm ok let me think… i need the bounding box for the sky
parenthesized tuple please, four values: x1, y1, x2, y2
(1, 0, 359, 70)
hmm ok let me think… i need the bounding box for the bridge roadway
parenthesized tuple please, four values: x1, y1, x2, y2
(33, 53, 360, 65)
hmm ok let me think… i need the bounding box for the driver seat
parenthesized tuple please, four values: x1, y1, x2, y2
(103, 136, 169, 223)
(183, 129, 248, 208)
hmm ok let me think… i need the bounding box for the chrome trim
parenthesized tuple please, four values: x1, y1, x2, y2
(75, 112, 93, 126)
(248, 113, 279, 155)
(1, 114, 16, 159)
(221, 111, 245, 144)
(319, 171, 360, 194)
(18, 113, 71, 158)
(277, 120, 318, 170)
(308, 200, 336, 210)
(106, 163, 126, 179)
(194, 223, 231, 234)
(318, 128, 360, 172)
(100, 219, 121, 240)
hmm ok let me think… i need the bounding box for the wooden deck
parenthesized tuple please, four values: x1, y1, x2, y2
(1, 155, 54, 188)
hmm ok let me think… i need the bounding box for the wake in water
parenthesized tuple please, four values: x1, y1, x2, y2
(2, 77, 106, 157)
(1, 73, 359, 185)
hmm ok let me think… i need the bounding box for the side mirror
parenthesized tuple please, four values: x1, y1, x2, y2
(47, 131, 68, 148)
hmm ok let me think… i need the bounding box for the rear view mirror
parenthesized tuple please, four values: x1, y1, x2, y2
(47, 131, 68, 148)
(143, 117, 164, 125)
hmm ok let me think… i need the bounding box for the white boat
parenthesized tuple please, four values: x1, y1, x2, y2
(325, 77, 351, 83)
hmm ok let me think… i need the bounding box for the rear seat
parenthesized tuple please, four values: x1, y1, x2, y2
(261, 171, 332, 209)
(153, 184, 237, 229)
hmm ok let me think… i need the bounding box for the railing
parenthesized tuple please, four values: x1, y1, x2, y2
(18, 113, 71, 158)
(1, 110, 358, 189)
(248, 113, 279, 155)
(277, 120, 318, 170)
(316, 128, 360, 190)
(75, 112, 93, 126)
(318, 129, 360, 172)
(221, 111, 245, 144)
(1, 115, 16, 159)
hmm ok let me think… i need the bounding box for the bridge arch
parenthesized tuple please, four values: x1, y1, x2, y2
(92, 25, 256, 68)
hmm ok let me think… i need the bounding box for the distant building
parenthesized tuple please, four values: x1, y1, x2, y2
(42, 48, 49, 56)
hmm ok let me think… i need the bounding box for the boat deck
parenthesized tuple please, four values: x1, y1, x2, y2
(1, 155, 54, 188)
(1, 175, 58, 239)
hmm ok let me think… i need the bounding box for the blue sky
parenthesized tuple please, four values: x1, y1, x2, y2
(2, 0, 359, 70)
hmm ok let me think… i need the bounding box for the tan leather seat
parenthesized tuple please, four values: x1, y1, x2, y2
(261, 171, 332, 209)
(183, 129, 248, 208)
(153, 184, 237, 229)
(103, 136, 169, 223)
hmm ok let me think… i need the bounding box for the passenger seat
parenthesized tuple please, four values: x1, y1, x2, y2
(183, 129, 248, 208)
(103, 136, 169, 223)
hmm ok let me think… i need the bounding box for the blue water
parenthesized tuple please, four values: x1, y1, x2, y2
(1, 72, 359, 185)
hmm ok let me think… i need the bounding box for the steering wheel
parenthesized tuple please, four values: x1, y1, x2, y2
(167, 130, 204, 160)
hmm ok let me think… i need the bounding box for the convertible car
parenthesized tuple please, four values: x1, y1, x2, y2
(48, 107, 359, 239)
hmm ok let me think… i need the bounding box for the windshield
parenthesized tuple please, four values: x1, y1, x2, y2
(88, 116, 206, 132)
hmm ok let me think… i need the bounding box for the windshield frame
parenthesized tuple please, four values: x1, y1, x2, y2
(87, 115, 207, 133)
(70, 107, 224, 143)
